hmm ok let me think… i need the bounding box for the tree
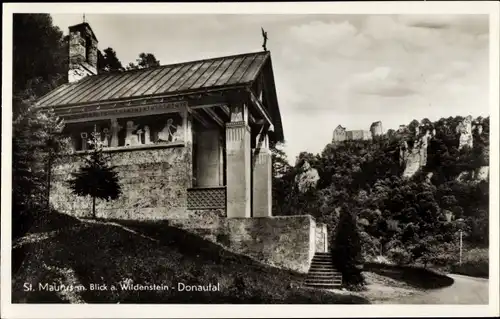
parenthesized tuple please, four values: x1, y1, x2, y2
(270, 141, 291, 179)
(13, 14, 68, 117)
(126, 52, 161, 70)
(12, 104, 70, 238)
(98, 47, 125, 73)
(331, 206, 365, 289)
(270, 141, 293, 216)
(68, 128, 122, 218)
(12, 14, 70, 239)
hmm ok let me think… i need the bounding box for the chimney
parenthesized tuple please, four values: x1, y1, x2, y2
(68, 22, 98, 83)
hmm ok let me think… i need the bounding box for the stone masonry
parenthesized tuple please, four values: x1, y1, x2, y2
(50, 145, 194, 219)
(169, 215, 320, 273)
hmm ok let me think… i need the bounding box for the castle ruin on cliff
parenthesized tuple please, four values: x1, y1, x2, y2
(332, 120, 383, 143)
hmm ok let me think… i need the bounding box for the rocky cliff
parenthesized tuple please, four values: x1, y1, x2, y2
(295, 161, 320, 193)
(400, 129, 433, 178)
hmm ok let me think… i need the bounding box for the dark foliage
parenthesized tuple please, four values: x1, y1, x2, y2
(332, 208, 365, 288)
(126, 52, 161, 70)
(13, 14, 68, 112)
(98, 47, 125, 73)
(12, 14, 71, 239)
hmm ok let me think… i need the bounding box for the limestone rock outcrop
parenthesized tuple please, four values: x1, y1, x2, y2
(474, 166, 489, 181)
(295, 161, 320, 193)
(457, 166, 489, 183)
(456, 115, 473, 150)
(400, 130, 433, 178)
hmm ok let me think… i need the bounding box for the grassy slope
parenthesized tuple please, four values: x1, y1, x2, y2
(12, 213, 369, 304)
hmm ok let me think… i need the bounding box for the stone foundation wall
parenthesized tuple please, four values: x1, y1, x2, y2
(50, 145, 193, 219)
(315, 223, 328, 253)
(170, 215, 318, 273)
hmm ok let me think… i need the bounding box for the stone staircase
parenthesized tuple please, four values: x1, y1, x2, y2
(304, 252, 342, 289)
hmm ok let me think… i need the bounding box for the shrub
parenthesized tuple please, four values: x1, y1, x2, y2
(387, 247, 413, 265)
(360, 231, 380, 261)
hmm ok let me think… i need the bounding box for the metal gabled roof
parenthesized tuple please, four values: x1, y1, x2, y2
(36, 51, 270, 108)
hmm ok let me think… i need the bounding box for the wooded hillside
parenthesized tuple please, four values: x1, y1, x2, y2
(272, 116, 489, 268)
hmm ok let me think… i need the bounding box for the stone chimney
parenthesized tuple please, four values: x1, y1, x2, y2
(68, 22, 98, 83)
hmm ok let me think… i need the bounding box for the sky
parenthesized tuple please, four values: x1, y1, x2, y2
(51, 14, 490, 163)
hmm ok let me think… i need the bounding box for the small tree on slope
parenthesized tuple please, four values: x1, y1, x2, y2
(68, 127, 122, 218)
(331, 206, 366, 289)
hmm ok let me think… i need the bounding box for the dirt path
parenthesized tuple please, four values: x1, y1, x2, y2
(356, 272, 488, 304)
(356, 272, 421, 303)
(393, 274, 488, 304)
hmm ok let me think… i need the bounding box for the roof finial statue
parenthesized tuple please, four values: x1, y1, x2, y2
(83, 13, 86, 23)
(261, 27, 268, 51)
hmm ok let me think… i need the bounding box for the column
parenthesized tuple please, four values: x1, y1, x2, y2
(226, 102, 251, 218)
(181, 108, 193, 188)
(252, 133, 272, 217)
(196, 129, 221, 187)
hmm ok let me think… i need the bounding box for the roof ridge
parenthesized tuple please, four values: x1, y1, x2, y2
(92, 50, 269, 79)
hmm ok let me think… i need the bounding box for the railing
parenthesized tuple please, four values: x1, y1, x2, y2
(187, 186, 226, 210)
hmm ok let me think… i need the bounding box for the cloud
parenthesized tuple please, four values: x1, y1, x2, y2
(398, 15, 456, 29)
(287, 20, 371, 58)
(362, 15, 447, 52)
(450, 60, 472, 77)
(397, 15, 489, 35)
(345, 67, 418, 97)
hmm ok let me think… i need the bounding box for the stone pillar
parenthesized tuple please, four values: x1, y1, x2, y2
(252, 133, 272, 217)
(196, 129, 221, 187)
(181, 108, 193, 189)
(226, 103, 251, 218)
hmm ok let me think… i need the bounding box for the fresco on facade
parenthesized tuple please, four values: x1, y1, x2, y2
(69, 113, 184, 151)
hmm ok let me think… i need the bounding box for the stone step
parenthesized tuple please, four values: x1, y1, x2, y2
(311, 260, 333, 265)
(312, 257, 333, 261)
(304, 283, 342, 289)
(310, 261, 335, 265)
(312, 256, 333, 260)
(305, 253, 343, 289)
(307, 276, 342, 281)
(308, 271, 342, 276)
(307, 279, 342, 284)
(313, 254, 332, 257)
(308, 270, 341, 276)
(312, 260, 333, 264)
(307, 272, 342, 277)
(309, 266, 338, 270)
(309, 265, 337, 270)
(307, 273, 342, 279)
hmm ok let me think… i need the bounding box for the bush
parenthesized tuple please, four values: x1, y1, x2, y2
(387, 247, 413, 265)
(360, 231, 380, 261)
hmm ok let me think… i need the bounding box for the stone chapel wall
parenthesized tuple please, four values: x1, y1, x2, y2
(169, 215, 318, 273)
(50, 145, 194, 219)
